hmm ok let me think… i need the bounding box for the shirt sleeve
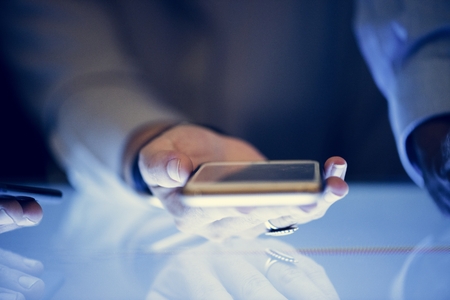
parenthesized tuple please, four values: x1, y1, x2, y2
(354, 0, 450, 186)
(0, 0, 184, 190)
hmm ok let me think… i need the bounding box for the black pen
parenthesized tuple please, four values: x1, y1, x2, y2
(0, 182, 63, 198)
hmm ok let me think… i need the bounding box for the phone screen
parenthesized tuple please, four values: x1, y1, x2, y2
(192, 162, 317, 183)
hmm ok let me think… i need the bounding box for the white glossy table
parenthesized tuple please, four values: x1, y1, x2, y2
(1, 182, 448, 299)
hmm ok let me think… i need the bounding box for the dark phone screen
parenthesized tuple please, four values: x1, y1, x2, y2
(193, 163, 316, 183)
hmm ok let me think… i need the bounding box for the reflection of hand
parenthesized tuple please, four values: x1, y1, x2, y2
(147, 239, 339, 300)
(410, 116, 450, 214)
(0, 248, 45, 300)
(138, 124, 349, 241)
(0, 195, 43, 234)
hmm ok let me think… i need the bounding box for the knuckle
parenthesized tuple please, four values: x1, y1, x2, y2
(241, 274, 268, 299)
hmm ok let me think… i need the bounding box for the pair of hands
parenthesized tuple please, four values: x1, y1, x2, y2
(147, 238, 339, 299)
(136, 124, 349, 241)
(0, 195, 42, 234)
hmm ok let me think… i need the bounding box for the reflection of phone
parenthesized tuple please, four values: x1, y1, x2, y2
(181, 160, 323, 207)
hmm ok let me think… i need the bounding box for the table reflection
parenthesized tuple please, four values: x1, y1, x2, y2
(391, 227, 450, 300)
(0, 248, 45, 300)
(148, 239, 338, 299)
(0, 183, 449, 299)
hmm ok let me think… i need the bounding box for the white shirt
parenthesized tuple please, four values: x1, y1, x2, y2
(1, 0, 448, 190)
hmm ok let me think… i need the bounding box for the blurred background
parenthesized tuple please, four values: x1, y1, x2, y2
(0, 62, 66, 183)
(0, 0, 409, 184)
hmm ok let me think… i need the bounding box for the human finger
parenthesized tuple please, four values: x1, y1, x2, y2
(0, 196, 42, 229)
(148, 253, 233, 299)
(15, 197, 43, 227)
(300, 158, 349, 212)
(209, 178, 349, 239)
(286, 176, 348, 222)
(323, 156, 347, 179)
(151, 186, 255, 241)
(205, 157, 348, 236)
(138, 124, 225, 188)
(140, 124, 265, 189)
(264, 255, 339, 300)
(177, 204, 311, 241)
(0, 287, 26, 300)
(216, 256, 287, 300)
(0, 265, 45, 300)
(248, 181, 348, 234)
(200, 205, 309, 240)
(139, 148, 194, 188)
(0, 249, 44, 277)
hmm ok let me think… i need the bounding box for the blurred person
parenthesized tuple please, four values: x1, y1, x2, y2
(0, 0, 354, 241)
(2, 0, 446, 240)
(354, 0, 450, 215)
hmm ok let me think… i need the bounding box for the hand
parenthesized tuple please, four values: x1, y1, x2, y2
(410, 116, 450, 214)
(138, 124, 348, 241)
(0, 248, 45, 300)
(0, 195, 43, 234)
(147, 238, 339, 300)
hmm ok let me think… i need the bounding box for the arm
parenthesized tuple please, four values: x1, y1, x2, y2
(0, 0, 183, 191)
(1, 0, 349, 240)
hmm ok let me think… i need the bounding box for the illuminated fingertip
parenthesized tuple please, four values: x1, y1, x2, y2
(330, 163, 347, 179)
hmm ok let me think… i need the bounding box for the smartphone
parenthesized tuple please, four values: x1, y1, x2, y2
(180, 160, 323, 207)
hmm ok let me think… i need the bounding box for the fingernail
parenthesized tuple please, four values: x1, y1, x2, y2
(23, 257, 40, 268)
(18, 276, 40, 289)
(0, 209, 15, 225)
(330, 163, 346, 179)
(17, 217, 37, 226)
(167, 159, 181, 183)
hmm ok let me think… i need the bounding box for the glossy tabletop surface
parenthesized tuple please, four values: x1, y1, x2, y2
(1, 182, 449, 300)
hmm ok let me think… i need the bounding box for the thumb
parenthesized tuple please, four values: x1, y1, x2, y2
(139, 149, 194, 188)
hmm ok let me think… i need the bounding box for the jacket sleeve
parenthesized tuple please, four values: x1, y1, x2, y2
(354, 0, 450, 186)
(0, 0, 184, 191)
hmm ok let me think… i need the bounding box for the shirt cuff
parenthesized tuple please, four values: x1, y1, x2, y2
(390, 57, 450, 186)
